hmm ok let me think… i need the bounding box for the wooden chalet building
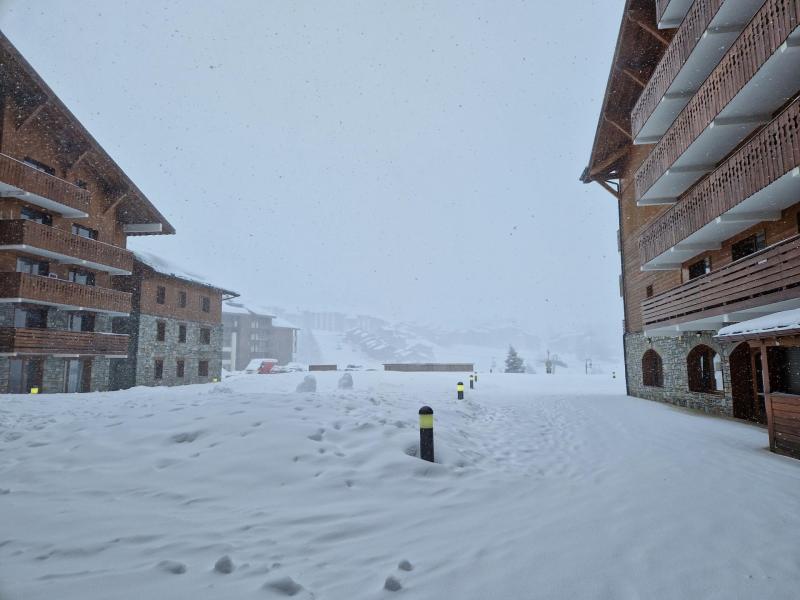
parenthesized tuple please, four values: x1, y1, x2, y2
(583, 0, 800, 458)
(0, 32, 174, 393)
(110, 253, 238, 389)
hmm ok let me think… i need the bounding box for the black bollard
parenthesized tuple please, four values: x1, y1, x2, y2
(474, 372, 478, 383)
(419, 406, 434, 462)
(457, 381, 465, 400)
(469, 375, 474, 389)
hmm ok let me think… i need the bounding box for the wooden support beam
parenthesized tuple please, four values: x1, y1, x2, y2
(16, 101, 47, 131)
(589, 146, 627, 177)
(595, 179, 621, 200)
(104, 190, 129, 215)
(626, 12, 670, 46)
(604, 115, 632, 141)
(65, 147, 92, 171)
(759, 342, 777, 452)
(614, 65, 647, 89)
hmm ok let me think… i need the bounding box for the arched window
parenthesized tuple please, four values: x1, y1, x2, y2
(642, 349, 664, 387)
(687, 345, 721, 393)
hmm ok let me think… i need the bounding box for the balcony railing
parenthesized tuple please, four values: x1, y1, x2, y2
(642, 235, 800, 327)
(0, 220, 133, 274)
(0, 153, 90, 216)
(632, 0, 725, 140)
(0, 272, 132, 315)
(0, 327, 128, 356)
(635, 0, 800, 200)
(639, 97, 800, 264)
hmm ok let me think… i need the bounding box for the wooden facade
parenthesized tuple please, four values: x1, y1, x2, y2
(583, 0, 800, 458)
(0, 32, 174, 392)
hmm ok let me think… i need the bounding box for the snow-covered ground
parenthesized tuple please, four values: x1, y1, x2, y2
(1, 371, 799, 599)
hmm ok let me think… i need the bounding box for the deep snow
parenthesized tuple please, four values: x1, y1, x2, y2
(1, 371, 799, 599)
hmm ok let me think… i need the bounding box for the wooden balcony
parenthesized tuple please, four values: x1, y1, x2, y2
(0, 153, 90, 217)
(640, 97, 800, 266)
(642, 235, 800, 328)
(656, 0, 695, 29)
(0, 220, 133, 274)
(632, 0, 728, 142)
(635, 0, 800, 202)
(0, 272, 132, 315)
(0, 327, 128, 356)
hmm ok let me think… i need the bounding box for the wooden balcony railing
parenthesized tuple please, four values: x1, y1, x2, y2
(0, 220, 133, 273)
(0, 153, 90, 214)
(639, 97, 800, 264)
(642, 235, 800, 327)
(635, 0, 800, 200)
(0, 272, 132, 314)
(631, 0, 725, 139)
(0, 327, 128, 356)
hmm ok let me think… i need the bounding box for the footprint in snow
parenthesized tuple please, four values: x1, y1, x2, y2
(398, 560, 413, 571)
(170, 431, 203, 444)
(262, 576, 304, 596)
(384, 576, 402, 591)
(157, 560, 186, 575)
(307, 429, 324, 442)
(214, 555, 235, 574)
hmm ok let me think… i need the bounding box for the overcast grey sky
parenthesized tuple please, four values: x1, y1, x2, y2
(0, 0, 623, 348)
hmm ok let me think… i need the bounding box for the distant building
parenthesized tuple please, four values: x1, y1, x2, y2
(222, 301, 299, 370)
(110, 253, 237, 388)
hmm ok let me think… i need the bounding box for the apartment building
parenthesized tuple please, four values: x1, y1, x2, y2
(110, 253, 237, 388)
(583, 0, 800, 458)
(222, 301, 299, 370)
(0, 32, 174, 393)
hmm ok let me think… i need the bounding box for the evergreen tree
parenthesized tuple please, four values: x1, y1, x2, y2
(504, 345, 525, 373)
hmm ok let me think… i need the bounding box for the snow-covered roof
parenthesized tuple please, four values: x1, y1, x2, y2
(717, 308, 800, 338)
(134, 250, 238, 296)
(223, 300, 276, 319)
(272, 317, 299, 330)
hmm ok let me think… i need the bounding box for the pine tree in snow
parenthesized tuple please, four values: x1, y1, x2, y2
(504, 345, 525, 373)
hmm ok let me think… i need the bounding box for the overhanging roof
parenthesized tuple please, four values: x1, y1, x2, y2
(581, 0, 673, 187)
(0, 31, 176, 235)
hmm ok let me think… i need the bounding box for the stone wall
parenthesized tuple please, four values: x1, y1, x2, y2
(118, 313, 222, 388)
(624, 331, 735, 416)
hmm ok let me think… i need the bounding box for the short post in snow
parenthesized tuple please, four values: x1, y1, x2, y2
(457, 381, 465, 400)
(419, 406, 434, 462)
(469, 375, 474, 389)
(612, 371, 616, 379)
(474, 372, 478, 383)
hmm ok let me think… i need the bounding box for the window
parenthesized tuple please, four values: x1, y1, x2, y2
(642, 350, 663, 387)
(64, 359, 91, 393)
(176, 359, 185, 378)
(9, 358, 44, 394)
(646, 284, 653, 299)
(71, 224, 98, 240)
(156, 321, 166, 342)
(731, 232, 766, 262)
(68, 313, 95, 332)
(201, 296, 210, 313)
(16, 256, 49, 276)
(200, 327, 211, 345)
(22, 157, 55, 175)
(688, 257, 710, 280)
(14, 306, 47, 329)
(179, 291, 187, 308)
(198, 360, 209, 377)
(20, 207, 52, 226)
(69, 269, 95, 286)
(154, 359, 164, 380)
(156, 286, 166, 304)
(687, 345, 721, 393)
(178, 324, 187, 343)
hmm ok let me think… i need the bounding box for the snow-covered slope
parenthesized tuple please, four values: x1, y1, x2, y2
(1, 373, 798, 599)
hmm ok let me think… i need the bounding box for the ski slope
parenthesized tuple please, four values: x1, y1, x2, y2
(1, 371, 798, 599)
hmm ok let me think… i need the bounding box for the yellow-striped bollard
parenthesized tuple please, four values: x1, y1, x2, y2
(419, 406, 434, 462)
(457, 381, 464, 400)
